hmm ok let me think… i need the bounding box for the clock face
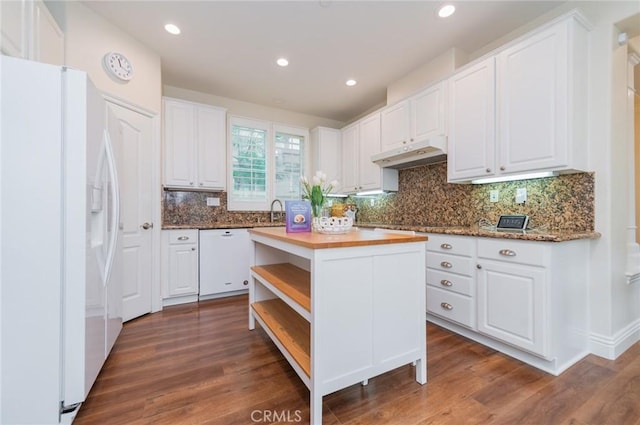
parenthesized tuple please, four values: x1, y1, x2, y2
(103, 52, 134, 82)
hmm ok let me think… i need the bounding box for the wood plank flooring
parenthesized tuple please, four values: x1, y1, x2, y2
(74, 295, 640, 425)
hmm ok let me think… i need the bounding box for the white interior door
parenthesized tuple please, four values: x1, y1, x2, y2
(106, 101, 154, 322)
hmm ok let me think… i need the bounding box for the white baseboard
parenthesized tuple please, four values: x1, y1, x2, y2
(589, 318, 640, 359)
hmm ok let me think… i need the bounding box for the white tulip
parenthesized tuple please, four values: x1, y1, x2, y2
(330, 180, 338, 188)
(312, 175, 321, 185)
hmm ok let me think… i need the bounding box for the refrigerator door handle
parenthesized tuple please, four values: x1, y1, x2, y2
(102, 129, 120, 285)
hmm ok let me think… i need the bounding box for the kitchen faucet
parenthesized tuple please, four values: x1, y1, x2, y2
(270, 199, 283, 223)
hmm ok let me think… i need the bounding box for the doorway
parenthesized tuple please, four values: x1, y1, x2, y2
(106, 100, 156, 321)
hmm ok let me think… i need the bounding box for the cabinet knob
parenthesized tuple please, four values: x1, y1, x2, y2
(440, 302, 453, 311)
(499, 249, 516, 257)
(486, 168, 491, 173)
(140, 222, 154, 230)
(477, 264, 482, 269)
(440, 279, 452, 287)
(191, 247, 196, 251)
(189, 181, 194, 186)
(402, 140, 407, 144)
(243, 280, 249, 286)
(199, 182, 203, 186)
(500, 166, 506, 171)
(440, 243, 453, 250)
(440, 261, 453, 269)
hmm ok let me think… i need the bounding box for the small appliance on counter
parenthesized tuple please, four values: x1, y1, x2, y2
(496, 214, 530, 232)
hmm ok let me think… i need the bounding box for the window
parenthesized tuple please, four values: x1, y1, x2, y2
(228, 117, 308, 211)
(274, 128, 305, 202)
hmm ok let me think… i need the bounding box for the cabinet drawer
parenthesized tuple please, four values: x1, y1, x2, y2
(427, 269, 473, 297)
(427, 286, 475, 329)
(427, 252, 474, 276)
(427, 234, 474, 257)
(168, 229, 199, 244)
(478, 238, 547, 267)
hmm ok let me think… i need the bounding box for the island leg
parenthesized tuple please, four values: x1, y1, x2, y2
(415, 355, 427, 384)
(310, 391, 322, 425)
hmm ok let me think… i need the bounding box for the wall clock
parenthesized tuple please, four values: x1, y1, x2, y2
(103, 51, 134, 82)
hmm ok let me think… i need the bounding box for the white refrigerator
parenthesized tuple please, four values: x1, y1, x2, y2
(0, 55, 123, 423)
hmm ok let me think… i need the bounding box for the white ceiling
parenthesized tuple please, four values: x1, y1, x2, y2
(84, 0, 570, 122)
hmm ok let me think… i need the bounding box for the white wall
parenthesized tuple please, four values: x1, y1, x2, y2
(386, 47, 468, 105)
(575, 2, 640, 357)
(61, 2, 162, 114)
(163, 85, 345, 130)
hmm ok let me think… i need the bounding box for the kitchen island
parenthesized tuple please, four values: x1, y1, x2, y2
(248, 227, 428, 424)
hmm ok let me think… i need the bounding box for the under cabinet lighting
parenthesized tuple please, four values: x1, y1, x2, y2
(164, 24, 181, 35)
(346, 79, 357, 87)
(471, 171, 557, 185)
(276, 58, 289, 67)
(356, 189, 384, 196)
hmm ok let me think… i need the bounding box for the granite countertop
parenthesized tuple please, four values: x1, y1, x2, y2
(162, 221, 600, 242)
(162, 222, 286, 230)
(357, 223, 601, 242)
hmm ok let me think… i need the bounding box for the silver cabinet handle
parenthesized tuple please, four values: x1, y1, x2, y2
(141, 222, 154, 230)
(177, 236, 189, 241)
(499, 249, 516, 257)
(440, 243, 452, 250)
(440, 302, 453, 310)
(440, 279, 452, 287)
(440, 261, 452, 269)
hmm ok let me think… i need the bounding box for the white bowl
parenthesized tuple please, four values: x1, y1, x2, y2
(314, 216, 354, 234)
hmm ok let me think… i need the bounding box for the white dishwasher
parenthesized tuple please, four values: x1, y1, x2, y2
(199, 228, 251, 298)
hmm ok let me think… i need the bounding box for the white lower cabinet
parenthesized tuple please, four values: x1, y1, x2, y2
(426, 234, 590, 375)
(426, 234, 476, 329)
(161, 229, 199, 305)
(477, 255, 547, 357)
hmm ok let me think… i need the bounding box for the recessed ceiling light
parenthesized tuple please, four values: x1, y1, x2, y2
(438, 4, 456, 18)
(164, 23, 181, 35)
(346, 79, 357, 86)
(276, 58, 289, 67)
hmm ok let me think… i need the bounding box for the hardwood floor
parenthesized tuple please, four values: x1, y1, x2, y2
(74, 295, 640, 425)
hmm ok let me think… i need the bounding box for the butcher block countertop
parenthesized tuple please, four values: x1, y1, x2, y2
(248, 227, 427, 249)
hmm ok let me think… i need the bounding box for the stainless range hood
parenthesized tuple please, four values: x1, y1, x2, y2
(371, 135, 447, 169)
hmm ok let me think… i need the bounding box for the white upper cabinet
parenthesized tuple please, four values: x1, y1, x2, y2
(311, 127, 342, 193)
(447, 58, 496, 182)
(497, 16, 588, 175)
(447, 12, 589, 183)
(381, 81, 446, 152)
(341, 112, 398, 194)
(410, 82, 447, 144)
(1, 0, 63, 66)
(163, 97, 227, 190)
(380, 100, 410, 152)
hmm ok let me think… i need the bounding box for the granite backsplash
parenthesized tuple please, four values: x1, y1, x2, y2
(162, 162, 595, 232)
(351, 162, 595, 232)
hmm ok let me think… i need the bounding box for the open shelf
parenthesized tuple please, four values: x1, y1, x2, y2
(251, 264, 311, 312)
(252, 299, 311, 378)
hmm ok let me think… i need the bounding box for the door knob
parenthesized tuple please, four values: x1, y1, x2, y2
(141, 222, 154, 230)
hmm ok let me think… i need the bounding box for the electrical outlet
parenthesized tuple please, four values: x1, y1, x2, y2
(515, 188, 527, 204)
(206, 197, 220, 207)
(489, 190, 499, 203)
(370, 198, 375, 207)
